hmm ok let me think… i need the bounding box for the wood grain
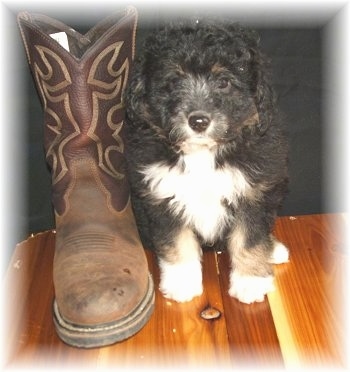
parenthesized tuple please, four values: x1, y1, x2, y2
(216, 249, 284, 367)
(4, 214, 347, 369)
(271, 214, 347, 367)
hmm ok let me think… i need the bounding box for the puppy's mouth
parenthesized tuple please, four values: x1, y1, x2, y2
(178, 135, 218, 153)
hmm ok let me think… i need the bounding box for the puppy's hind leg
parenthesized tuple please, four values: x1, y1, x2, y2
(158, 228, 203, 303)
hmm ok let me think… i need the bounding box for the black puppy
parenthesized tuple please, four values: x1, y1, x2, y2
(124, 19, 289, 303)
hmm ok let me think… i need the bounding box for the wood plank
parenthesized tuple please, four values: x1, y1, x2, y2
(216, 249, 284, 367)
(4, 232, 56, 365)
(271, 214, 347, 368)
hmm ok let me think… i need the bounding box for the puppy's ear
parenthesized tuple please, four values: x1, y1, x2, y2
(228, 25, 273, 134)
(255, 59, 274, 134)
(124, 64, 147, 124)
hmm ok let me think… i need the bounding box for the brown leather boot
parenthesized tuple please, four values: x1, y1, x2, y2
(17, 6, 154, 348)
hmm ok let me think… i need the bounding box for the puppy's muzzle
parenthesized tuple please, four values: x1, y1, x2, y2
(188, 111, 211, 133)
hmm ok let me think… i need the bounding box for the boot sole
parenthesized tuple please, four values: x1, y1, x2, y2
(53, 273, 155, 348)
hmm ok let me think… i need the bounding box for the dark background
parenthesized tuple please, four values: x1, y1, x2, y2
(3, 3, 347, 266)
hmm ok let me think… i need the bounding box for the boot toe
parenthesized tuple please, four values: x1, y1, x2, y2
(52, 270, 155, 347)
(53, 235, 150, 326)
(60, 272, 146, 325)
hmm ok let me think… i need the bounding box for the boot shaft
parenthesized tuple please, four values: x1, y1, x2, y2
(17, 7, 138, 214)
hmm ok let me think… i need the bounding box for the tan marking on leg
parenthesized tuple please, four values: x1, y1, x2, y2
(227, 224, 274, 303)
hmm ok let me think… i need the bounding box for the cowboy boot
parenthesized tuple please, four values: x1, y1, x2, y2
(17, 6, 154, 348)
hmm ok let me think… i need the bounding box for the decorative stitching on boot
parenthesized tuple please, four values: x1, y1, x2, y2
(87, 41, 129, 181)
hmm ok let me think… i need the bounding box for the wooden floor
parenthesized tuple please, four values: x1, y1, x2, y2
(4, 214, 348, 369)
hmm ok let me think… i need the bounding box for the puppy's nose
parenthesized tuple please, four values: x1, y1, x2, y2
(188, 112, 211, 132)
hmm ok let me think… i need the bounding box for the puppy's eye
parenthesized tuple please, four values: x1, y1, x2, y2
(164, 77, 179, 91)
(217, 78, 231, 91)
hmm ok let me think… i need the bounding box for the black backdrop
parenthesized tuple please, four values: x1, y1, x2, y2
(5, 5, 332, 257)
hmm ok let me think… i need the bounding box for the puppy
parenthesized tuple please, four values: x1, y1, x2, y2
(124, 19, 289, 304)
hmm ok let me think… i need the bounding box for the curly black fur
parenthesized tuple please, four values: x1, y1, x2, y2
(124, 19, 289, 303)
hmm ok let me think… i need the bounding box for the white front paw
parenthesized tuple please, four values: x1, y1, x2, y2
(269, 240, 289, 264)
(159, 259, 203, 302)
(229, 271, 275, 304)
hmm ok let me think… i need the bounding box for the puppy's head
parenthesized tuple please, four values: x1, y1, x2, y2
(125, 20, 274, 153)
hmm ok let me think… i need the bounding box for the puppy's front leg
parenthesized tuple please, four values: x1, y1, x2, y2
(158, 228, 203, 303)
(228, 224, 277, 304)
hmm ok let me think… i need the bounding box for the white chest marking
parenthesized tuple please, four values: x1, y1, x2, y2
(141, 149, 252, 242)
